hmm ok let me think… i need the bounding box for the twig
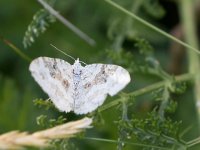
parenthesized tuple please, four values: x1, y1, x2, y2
(37, 0, 96, 46)
(0, 117, 92, 149)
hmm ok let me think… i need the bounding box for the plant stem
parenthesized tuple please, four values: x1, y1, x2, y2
(0, 36, 31, 62)
(99, 73, 193, 112)
(187, 136, 200, 148)
(104, 0, 200, 54)
(179, 0, 200, 126)
(112, 0, 144, 51)
(158, 85, 170, 119)
(37, 0, 96, 46)
(83, 137, 171, 150)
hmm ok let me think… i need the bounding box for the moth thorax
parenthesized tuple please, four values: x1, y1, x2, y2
(73, 63, 82, 75)
(73, 68, 82, 76)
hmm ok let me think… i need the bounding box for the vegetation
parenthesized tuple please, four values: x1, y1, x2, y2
(1, 0, 200, 149)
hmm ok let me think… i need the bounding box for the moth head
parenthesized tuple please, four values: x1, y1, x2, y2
(74, 58, 81, 66)
(73, 58, 82, 75)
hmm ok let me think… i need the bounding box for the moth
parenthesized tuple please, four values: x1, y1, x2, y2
(29, 57, 131, 114)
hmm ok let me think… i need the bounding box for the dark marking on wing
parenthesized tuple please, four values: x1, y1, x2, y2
(40, 57, 71, 93)
(93, 64, 117, 84)
(62, 79, 69, 88)
(82, 64, 119, 94)
(42, 57, 62, 80)
(84, 83, 91, 89)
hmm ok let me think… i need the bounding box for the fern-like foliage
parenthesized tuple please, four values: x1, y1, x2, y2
(116, 102, 186, 149)
(36, 114, 67, 128)
(107, 0, 165, 51)
(131, 111, 185, 150)
(34, 102, 79, 150)
(50, 139, 79, 150)
(106, 31, 188, 149)
(23, 0, 56, 48)
(33, 98, 55, 110)
(106, 37, 163, 77)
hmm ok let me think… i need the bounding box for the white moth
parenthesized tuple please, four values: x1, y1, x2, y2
(29, 57, 131, 114)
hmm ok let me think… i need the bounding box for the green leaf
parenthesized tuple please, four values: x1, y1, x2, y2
(23, 0, 56, 48)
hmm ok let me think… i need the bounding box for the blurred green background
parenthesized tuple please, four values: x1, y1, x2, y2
(0, 0, 200, 149)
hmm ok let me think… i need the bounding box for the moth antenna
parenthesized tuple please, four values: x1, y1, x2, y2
(50, 44, 76, 61)
(80, 61, 87, 65)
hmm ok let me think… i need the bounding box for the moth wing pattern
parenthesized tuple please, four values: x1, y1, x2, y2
(29, 57, 74, 112)
(74, 64, 131, 114)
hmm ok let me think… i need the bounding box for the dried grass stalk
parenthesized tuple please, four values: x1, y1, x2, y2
(0, 117, 92, 149)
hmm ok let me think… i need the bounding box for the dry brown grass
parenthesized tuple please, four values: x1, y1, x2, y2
(0, 117, 92, 149)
